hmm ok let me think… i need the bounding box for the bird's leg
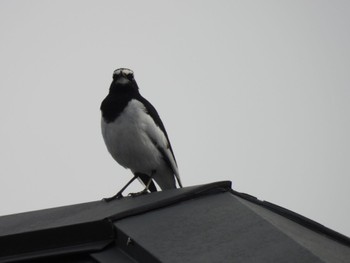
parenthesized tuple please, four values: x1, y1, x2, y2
(143, 177, 154, 193)
(103, 175, 138, 202)
(129, 171, 155, 197)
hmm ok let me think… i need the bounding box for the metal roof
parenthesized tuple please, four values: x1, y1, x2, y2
(0, 181, 349, 263)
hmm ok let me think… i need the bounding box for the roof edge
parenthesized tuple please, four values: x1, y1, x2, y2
(230, 189, 350, 247)
(108, 181, 232, 222)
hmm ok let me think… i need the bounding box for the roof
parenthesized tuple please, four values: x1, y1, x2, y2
(0, 181, 349, 263)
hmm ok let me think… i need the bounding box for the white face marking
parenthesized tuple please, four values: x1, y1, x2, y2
(113, 69, 121, 75)
(113, 68, 134, 77)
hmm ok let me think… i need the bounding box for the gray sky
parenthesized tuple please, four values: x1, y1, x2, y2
(1, 1, 349, 236)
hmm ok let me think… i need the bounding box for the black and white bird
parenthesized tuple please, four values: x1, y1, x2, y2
(101, 68, 182, 200)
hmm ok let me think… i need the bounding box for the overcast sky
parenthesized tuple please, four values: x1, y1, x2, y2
(0, 1, 349, 236)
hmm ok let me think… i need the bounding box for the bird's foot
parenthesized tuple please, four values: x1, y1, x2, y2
(103, 192, 124, 202)
(128, 189, 149, 198)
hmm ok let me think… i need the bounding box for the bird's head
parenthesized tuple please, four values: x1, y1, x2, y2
(113, 68, 134, 81)
(110, 68, 139, 93)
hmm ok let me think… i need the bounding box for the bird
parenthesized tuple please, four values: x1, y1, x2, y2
(100, 68, 182, 200)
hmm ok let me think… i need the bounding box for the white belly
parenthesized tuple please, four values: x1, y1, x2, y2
(101, 99, 163, 175)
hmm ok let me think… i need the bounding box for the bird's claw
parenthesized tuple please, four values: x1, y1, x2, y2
(103, 193, 124, 202)
(128, 189, 149, 198)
